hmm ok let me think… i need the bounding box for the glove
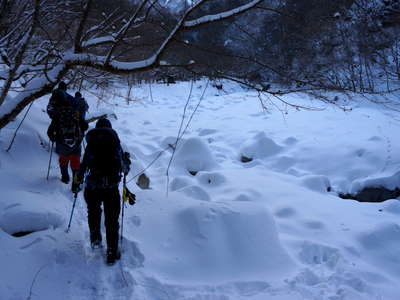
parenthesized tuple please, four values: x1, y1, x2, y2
(74, 172, 84, 185)
(123, 186, 136, 205)
(49, 132, 56, 142)
(122, 152, 131, 175)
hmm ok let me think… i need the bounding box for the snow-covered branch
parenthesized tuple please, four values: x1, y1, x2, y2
(184, 0, 264, 28)
(74, 0, 93, 53)
(0, 0, 265, 130)
(81, 36, 116, 48)
(0, 0, 41, 107)
(104, 0, 153, 65)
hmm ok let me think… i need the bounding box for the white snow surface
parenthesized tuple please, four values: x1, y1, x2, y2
(1, 80, 400, 299)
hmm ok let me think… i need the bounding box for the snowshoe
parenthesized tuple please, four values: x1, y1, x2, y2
(106, 248, 121, 265)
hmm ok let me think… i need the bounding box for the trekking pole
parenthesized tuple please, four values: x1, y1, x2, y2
(120, 174, 127, 249)
(46, 141, 54, 180)
(66, 191, 79, 233)
(120, 168, 136, 250)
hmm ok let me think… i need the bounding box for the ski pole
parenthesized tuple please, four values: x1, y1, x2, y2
(120, 174, 127, 248)
(66, 191, 78, 233)
(46, 141, 54, 180)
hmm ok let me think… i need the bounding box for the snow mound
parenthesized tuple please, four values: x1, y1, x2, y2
(299, 175, 331, 193)
(173, 137, 218, 175)
(350, 171, 400, 194)
(197, 171, 226, 187)
(0, 205, 62, 236)
(161, 203, 295, 282)
(270, 155, 297, 172)
(283, 136, 298, 145)
(240, 132, 283, 160)
(382, 200, 400, 214)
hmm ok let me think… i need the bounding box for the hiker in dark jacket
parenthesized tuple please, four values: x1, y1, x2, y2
(47, 81, 75, 120)
(74, 91, 89, 120)
(74, 118, 130, 265)
(47, 82, 88, 189)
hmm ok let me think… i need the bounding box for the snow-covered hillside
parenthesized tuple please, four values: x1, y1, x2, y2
(1, 81, 400, 299)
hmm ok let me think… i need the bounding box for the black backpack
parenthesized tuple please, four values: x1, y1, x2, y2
(86, 128, 122, 177)
(57, 105, 82, 148)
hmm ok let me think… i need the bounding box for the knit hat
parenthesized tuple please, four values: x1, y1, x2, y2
(96, 118, 112, 128)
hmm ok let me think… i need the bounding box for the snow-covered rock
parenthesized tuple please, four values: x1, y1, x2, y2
(240, 132, 283, 161)
(172, 137, 218, 175)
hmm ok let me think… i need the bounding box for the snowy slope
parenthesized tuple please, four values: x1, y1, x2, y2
(1, 80, 400, 299)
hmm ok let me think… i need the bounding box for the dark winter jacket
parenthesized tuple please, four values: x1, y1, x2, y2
(74, 94, 89, 120)
(47, 88, 75, 120)
(78, 122, 125, 189)
(47, 116, 88, 156)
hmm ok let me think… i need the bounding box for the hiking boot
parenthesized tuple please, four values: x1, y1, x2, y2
(61, 175, 70, 184)
(60, 166, 69, 184)
(106, 248, 121, 265)
(90, 239, 102, 249)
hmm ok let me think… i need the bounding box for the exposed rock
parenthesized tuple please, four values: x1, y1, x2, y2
(241, 155, 253, 163)
(12, 231, 36, 237)
(339, 187, 400, 203)
(136, 173, 150, 189)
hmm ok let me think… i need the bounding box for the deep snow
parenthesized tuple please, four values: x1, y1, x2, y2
(1, 80, 400, 299)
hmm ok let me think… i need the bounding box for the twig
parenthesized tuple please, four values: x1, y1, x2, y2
(6, 100, 34, 152)
(86, 113, 117, 123)
(149, 81, 153, 102)
(126, 146, 168, 184)
(27, 264, 48, 300)
(180, 79, 209, 136)
(126, 79, 209, 187)
(165, 80, 194, 196)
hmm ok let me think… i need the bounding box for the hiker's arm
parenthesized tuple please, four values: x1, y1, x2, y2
(80, 118, 89, 132)
(121, 150, 131, 175)
(47, 93, 57, 119)
(77, 138, 92, 179)
(47, 120, 57, 142)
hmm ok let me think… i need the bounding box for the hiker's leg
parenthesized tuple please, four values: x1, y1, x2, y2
(84, 188, 102, 243)
(59, 155, 70, 183)
(103, 187, 121, 251)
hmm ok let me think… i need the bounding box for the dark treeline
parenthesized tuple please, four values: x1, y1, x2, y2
(174, 0, 400, 93)
(103, 0, 400, 93)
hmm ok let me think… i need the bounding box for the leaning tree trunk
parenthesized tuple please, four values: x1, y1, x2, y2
(0, 66, 69, 130)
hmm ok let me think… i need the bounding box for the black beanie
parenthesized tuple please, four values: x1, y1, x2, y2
(96, 118, 112, 128)
(58, 81, 67, 90)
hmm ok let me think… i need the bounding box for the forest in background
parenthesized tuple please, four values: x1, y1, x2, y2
(1, 0, 400, 128)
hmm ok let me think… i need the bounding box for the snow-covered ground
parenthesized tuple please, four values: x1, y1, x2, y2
(1, 80, 400, 300)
